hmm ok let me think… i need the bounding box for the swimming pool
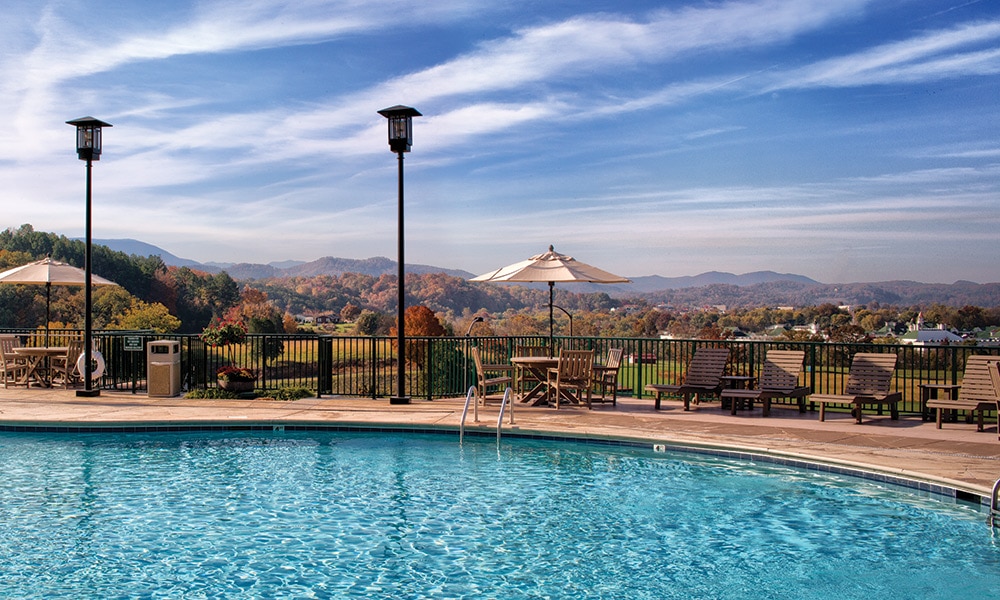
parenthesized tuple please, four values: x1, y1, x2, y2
(1, 430, 998, 599)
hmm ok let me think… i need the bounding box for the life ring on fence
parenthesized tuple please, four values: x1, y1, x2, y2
(75, 350, 106, 381)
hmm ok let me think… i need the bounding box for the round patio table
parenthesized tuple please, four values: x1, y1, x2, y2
(12, 346, 68, 387)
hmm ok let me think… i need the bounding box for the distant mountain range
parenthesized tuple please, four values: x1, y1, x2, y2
(93, 238, 1000, 307)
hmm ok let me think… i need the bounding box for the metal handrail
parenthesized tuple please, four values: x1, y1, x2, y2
(496, 387, 514, 443)
(990, 476, 1000, 527)
(459, 385, 478, 444)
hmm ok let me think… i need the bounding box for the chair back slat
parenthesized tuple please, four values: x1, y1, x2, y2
(758, 350, 805, 392)
(557, 349, 594, 382)
(604, 348, 623, 371)
(472, 346, 485, 375)
(0, 335, 21, 356)
(989, 361, 1000, 404)
(843, 353, 897, 398)
(957, 355, 1000, 403)
(682, 348, 730, 387)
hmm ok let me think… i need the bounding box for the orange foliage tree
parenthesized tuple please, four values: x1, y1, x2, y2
(391, 305, 447, 368)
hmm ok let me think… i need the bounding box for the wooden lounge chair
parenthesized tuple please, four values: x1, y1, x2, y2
(471, 346, 513, 405)
(991, 361, 1000, 441)
(721, 350, 811, 416)
(644, 347, 730, 410)
(925, 355, 1000, 434)
(591, 348, 623, 406)
(810, 353, 901, 424)
(0, 335, 28, 388)
(546, 349, 594, 409)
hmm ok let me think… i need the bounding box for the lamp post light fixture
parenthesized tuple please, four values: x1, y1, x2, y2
(552, 304, 574, 337)
(465, 315, 485, 337)
(378, 105, 421, 405)
(66, 116, 112, 397)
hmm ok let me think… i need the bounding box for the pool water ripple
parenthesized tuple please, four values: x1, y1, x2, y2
(1, 431, 999, 599)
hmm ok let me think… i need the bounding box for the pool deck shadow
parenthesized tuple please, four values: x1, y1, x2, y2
(1, 387, 998, 496)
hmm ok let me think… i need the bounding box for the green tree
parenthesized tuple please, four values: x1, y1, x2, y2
(354, 310, 383, 336)
(115, 300, 182, 332)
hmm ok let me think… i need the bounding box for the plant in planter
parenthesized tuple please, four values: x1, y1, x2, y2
(216, 366, 257, 392)
(200, 319, 248, 347)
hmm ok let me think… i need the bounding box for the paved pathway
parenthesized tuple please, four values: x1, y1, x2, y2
(1, 388, 998, 497)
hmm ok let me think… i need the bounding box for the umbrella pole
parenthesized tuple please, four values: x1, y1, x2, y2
(45, 282, 51, 347)
(548, 282, 554, 356)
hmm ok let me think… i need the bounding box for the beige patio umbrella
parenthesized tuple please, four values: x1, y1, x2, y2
(0, 257, 118, 345)
(471, 245, 630, 351)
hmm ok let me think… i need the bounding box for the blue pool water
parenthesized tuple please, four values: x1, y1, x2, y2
(1, 430, 998, 599)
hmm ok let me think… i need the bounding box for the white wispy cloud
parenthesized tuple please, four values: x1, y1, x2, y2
(770, 20, 1000, 89)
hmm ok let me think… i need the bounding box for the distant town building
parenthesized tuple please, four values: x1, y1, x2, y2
(898, 313, 963, 346)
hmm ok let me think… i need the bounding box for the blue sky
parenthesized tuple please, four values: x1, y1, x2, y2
(2, 0, 999, 284)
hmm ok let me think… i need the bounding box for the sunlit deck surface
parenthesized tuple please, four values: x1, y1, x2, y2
(1, 388, 998, 497)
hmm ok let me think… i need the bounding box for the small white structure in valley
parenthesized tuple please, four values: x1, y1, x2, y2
(898, 313, 963, 346)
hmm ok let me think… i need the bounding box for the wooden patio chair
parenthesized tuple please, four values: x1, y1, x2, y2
(546, 349, 594, 409)
(644, 347, 730, 410)
(810, 352, 901, 424)
(721, 350, 811, 416)
(0, 335, 28, 388)
(591, 348, 623, 406)
(925, 355, 1000, 435)
(51, 339, 86, 389)
(471, 346, 513, 405)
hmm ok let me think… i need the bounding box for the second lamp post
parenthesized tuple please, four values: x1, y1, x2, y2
(378, 105, 421, 405)
(66, 116, 112, 398)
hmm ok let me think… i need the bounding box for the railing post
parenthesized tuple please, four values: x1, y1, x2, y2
(370, 337, 378, 399)
(425, 338, 433, 401)
(317, 335, 333, 397)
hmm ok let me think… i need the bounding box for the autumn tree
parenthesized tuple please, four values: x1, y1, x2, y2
(387, 305, 450, 369)
(340, 302, 361, 323)
(223, 287, 285, 361)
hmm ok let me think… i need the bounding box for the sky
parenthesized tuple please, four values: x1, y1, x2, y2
(1, 0, 999, 285)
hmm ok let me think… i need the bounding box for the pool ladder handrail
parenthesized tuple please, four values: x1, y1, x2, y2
(990, 476, 1000, 527)
(460, 386, 514, 444)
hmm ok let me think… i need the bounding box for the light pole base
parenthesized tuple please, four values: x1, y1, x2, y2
(76, 389, 101, 398)
(389, 396, 411, 405)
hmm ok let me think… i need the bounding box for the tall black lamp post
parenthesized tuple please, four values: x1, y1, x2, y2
(66, 116, 112, 398)
(378, 105, 421, 405)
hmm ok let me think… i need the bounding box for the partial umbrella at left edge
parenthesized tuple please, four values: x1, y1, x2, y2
(0, 257, 118, 345)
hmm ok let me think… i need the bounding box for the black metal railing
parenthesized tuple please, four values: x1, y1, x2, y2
(2, 329, 996, 417)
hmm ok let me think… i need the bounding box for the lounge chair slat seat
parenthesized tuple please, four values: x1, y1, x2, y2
(924, 355, 1000, 435)
(721, 350, 811, 416)
(644, 347, 729, 410)
(809, 353, 901, 424)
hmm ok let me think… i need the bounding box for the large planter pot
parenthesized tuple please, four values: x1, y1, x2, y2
(218, 379, 254, 392)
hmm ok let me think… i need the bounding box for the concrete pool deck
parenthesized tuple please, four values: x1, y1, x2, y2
(1, 387, 998, 498)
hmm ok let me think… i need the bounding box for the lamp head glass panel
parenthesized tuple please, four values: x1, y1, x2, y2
(66, 117, 113, 161)
(377, 105, 421, 153)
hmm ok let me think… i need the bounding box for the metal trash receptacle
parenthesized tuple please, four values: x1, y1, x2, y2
(147, 340, 181, 397)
